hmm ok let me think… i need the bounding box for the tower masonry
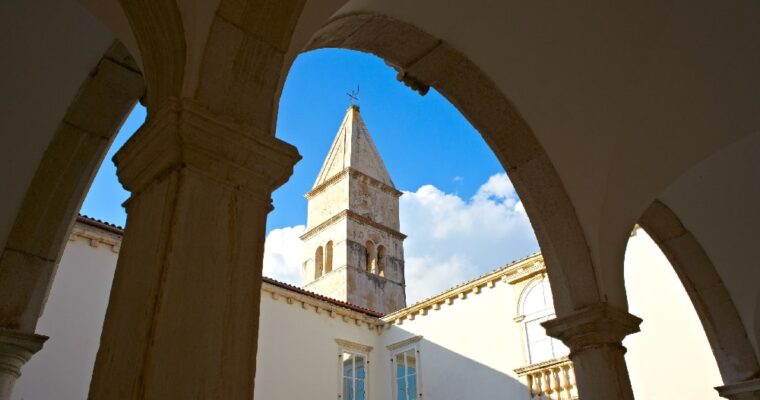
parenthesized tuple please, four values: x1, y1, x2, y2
(300, 105, 406, 314)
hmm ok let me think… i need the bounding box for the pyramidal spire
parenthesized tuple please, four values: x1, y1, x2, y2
(313, 105, 394, 188)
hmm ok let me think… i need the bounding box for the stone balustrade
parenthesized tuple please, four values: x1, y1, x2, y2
(515, 357, 578, 400)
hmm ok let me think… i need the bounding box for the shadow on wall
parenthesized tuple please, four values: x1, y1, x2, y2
(386, 326, 530, 400)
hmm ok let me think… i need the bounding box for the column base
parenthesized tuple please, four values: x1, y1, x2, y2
(0, 329, 47, 400)
(717, 378, 760, 400)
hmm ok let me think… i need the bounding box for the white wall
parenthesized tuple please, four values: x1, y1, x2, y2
(379, 283, 529, 400)
(624, 229, 723, 399)
(12, 234, 117, 400)
(254, 292, 380, 399)
(11, 226, 725, 400)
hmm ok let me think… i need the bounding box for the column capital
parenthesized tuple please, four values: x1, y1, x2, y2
(542, 303, 642, 353)
(115, 98, 301, 198)
(0, 329, 47, 399)
(716, 378, 760, 400)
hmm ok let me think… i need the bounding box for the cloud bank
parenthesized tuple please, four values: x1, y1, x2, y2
(262, 173, 538, 304)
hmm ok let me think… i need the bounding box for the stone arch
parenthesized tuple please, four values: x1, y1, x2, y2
(302, 13, 607, 315)
(638, 200, 760, 385)
(0, 41, 144, 333)
(315, 245, 324, 279)
(325, 240, 333, 273)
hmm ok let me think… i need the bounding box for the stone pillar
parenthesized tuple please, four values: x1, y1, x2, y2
(0, 329, 47, 400)
(543, 303, 642, 400)
(717, 379, 760, 400)
(88, 99, 300, 399)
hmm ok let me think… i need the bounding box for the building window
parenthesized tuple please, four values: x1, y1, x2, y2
(392, 347, 419, 400)
(521, 278, 569, 364)
(341, 351, 367, 400)
(377, 245, 386, 277)
(325, 241, 334, 273)
(315, 246, 324, 279)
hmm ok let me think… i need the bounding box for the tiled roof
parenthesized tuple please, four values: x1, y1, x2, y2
(74, 214, 384, 318)
(77, 214, 124, 235)
(262, 277, 384, 318)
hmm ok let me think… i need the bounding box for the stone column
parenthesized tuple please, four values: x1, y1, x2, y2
(88, 98, 300, 399)
(0, 329, 47, 400)
(543, 303, 642, 400)
(717, 379, 760, 400)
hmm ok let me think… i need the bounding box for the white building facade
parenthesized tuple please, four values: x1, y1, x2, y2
(12, 107, 722, 399)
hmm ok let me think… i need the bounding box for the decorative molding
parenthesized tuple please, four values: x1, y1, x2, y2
(335, 339, 373, 353)
(70, 221, 122, 254)
(386, 335, 423, 351)
(514, 356, 571, 376)
(300, 209, 406, 241)
(306, 167, 402, 200)
(383, 253, 543, 324)
(542, 303, 642, 352)
(261, 281, 385, 330)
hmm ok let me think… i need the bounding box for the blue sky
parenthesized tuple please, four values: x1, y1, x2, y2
(81, 49, 538, 302)
(81, 49, 503, 231)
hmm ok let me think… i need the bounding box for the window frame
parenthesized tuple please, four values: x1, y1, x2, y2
(336, 339, 372, 400)
(388, 336, 423, 400)
(517, 277, 568, 365)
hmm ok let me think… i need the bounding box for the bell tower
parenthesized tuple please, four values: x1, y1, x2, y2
(300, 105, 406, 314)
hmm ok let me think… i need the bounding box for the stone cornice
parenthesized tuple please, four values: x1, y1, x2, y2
(514, 356, 571, 376)
(335, 338, 374, 353)
(70, 220, 123, 254)
(306, 167, 402, 199)
(382, 253, 542, 325)
(300, 209, 406, 241)
(386, 335, 423, 351)
(261, 280, 385, 333)
(503, 257, 546, 284)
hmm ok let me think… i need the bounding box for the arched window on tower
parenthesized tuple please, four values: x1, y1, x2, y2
(377, 245, 386, 277)
(365, 240, 376, 273)
(325, 241, 333, 273)
(315, 246, 324, 279)
(520, 277, 569, 364)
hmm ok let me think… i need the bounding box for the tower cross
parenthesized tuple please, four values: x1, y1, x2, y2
(346, 85, 360, 105)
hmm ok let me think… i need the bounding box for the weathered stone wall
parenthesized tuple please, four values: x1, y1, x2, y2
(348, 174, 400, 230)
(305, 178, 349, 229)
(346, 267, 406, 315)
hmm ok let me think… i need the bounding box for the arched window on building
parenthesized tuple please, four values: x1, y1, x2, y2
(377, 245, 386, 277)
(325, 241, 333, 273)
(315, 246, 324, 279)
(365, 240, 376, 273)
(520, 277, 569, 364)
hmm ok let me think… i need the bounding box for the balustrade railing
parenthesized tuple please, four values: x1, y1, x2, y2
(515, 357, 577, 400)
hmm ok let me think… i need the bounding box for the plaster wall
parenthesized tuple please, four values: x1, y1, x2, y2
(11, 228, 118, 400)
(380, 282, 528, 399)
(0, 0, 114, 250)
(624, 229, 723, 399)
(9, 224, 727, 399)
(660, 132, 760, 360)
(254, 292, 381, 400)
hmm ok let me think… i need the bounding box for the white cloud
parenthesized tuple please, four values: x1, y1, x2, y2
(262, 172, 538, 305)
(400, 173, 537, 303)
(262, 225, 305, 286)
